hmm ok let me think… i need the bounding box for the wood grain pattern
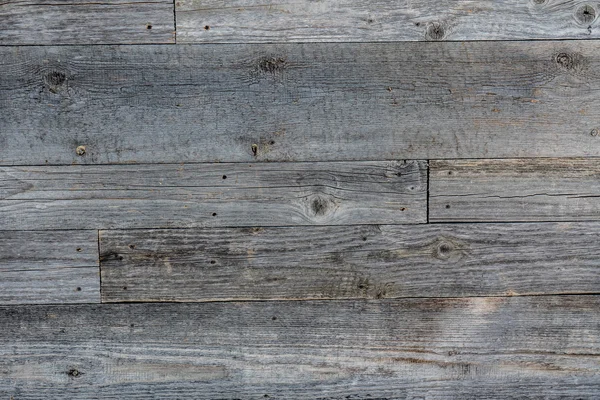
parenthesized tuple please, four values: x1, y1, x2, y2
(0, 0, 175, 45)
(430, 158, 600, 222)
(2, 42, 600, 165)
(0, 161, 425, 230)
(2, 297, 600, 398)
(0, 230, 99, 304)
(177, 0, 600, 43)
(100, 222, 600, 302)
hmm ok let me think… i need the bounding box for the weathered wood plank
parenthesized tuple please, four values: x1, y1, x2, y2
(1, 297, 600, 398)
(0, 0, 175, 45)
(430, 158, 600, 222)
(177, 0, 600, 43)
(100, 222, 600, 302)
(2, 42, 600, 164)
(0, 231, 99, 304)
(0, 161, 425, 230)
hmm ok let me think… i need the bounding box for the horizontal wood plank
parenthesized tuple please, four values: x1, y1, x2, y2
(430, 158, 600, 222)
(0, 161, 425, 230)
(2, 42, 600, 164)
(1, 297, 600, 398)
(0, 0, 175, 45)
(0, 231, 99, 304)
(177, 0, 600, 43)
(100, 222, 600, 302)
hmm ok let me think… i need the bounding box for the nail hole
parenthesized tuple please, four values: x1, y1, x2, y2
(222, 175, 227, 179)
(128, 244, 135, 249)
(272, 316, 277, 320)
(204, 25, 210, 30)
(269, 140, 275, 145)
(76, 287, 81, 291)
(362, 237, 367, 241)
(146, 24, 152, 29)
(448, 171, 453, 175)
(67, 369, 82, 378)
(446, 204, 451, 209)
(76, 146, 86, 156)
(76, 247, 82, 252)
(212, 212, 217, 216)
(210, 260, 216, 264)
(130, 323, 135, 327)
(123, 286, 128, 290)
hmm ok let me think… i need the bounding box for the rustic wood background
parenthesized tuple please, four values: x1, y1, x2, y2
(2, 1, 600, 398)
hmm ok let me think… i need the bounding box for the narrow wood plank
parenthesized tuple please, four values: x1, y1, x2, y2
(430, 158, 600, 222)
(2, 42, 600, 165)
(0, 161, 425, 230)
(177, 0, 600, 43)
(0, 231, 99, 304)
(100, 222, 600, 302)
(2, 297, 600, 398)
(0, 0, 175, 45)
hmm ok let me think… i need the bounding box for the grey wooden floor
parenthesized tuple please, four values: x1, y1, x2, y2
(2, 1, 600, 398)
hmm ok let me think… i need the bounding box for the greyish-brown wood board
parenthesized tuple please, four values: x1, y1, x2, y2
(430, 158, 600, 222)
(0, 0, 175, 45)
(2, 41, 600, 165)
(0, 161, 426, 230)
(3, 0, 600, 398)
(2, 297, 600, 399)
(176, 0, 600, 43)
(100, 222, 600, 302)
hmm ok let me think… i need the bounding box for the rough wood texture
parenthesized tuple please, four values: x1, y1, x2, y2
(3, 42, 600, 165)
(0, 231, 99, 304)
(430, 158, 600, 222)
(101, 222, 600, 302)
(0, 0, 175, 45)
(177, 0, 600, 43)
(0, 161, 425, 230)
(2, 297, 600, 398)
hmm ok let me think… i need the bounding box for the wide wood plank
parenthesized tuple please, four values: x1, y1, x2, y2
(2, 42, 600, 164)
(177, 0, 600, 43)
(0, 161, 425, 230)
(1, 297, 600, 398)
(0, 0, 175, 45)
(0, 231, 99, 304)
(101, 222, 600, 302)
(430, 158, 600, 222)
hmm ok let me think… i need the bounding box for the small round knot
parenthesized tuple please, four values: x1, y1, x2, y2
(591, 128, 599, 137)
(257, 57, 287, 74)
(76, 146, 86, 156)
(45, 71, 66, 86)
(575, 4, 596, 24)
(434, 242, 454, 259)
(555, 52, 575, 70)
(426, 22, 445, 40)
(311, 197, 329, 216)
